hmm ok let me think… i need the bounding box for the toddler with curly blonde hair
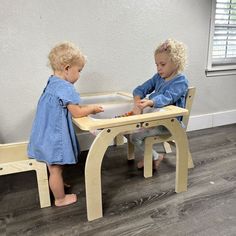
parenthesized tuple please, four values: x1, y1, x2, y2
(28, 41, 103, 206)
(130, 39, 189, 170)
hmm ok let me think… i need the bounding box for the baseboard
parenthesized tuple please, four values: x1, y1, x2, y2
(187, 109, 236, 131)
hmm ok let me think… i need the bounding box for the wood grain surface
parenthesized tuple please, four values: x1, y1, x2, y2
(0, 124, 236, 236)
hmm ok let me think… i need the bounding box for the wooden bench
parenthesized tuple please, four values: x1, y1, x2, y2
(0, 142, 51, 208)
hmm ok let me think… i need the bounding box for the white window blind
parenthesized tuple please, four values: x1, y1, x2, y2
(212, 0, 236, 65)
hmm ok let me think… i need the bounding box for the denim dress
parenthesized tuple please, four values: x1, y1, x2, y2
(28, 76, 80, 165)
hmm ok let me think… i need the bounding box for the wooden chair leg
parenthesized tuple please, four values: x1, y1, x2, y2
(114, 134, 124, 146)
(127, 137, 135, 160)
(144, 138, 153, 178)
(163, 141, 172, 153)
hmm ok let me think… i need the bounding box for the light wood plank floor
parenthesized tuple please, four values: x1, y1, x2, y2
(0, 124, 236, 236)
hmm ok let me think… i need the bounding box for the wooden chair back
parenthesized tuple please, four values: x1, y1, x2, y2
(182, 87, 196, 130)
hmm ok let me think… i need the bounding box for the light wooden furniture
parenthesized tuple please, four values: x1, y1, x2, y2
(79, 91, 134, 148)
(129, 87, 196, 178)
(73, 96, 190, 221)
(0, 142, 51, 208)
(162, 87, 196, 156)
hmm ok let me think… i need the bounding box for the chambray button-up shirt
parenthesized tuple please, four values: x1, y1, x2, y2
(28, 76, 80, 165)
(133, 73, 189, 122)
(133, 73, 188, 109)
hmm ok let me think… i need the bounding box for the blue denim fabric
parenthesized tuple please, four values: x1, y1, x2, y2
(130, 125, 170, 159)
(131, 73, 189, 160)
(28, 76, 80, 165)
(133, 73, 188, 109)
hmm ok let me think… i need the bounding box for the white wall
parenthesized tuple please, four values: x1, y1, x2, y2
(0, 0, 236, 143)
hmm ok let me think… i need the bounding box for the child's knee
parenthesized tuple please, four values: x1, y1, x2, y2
(48, 164, 63, 175)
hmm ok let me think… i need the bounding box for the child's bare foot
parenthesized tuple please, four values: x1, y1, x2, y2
(55, 194, 77, 207)
(153, 154, 164, 170)
(137, 154, 165, 170)
(137, 159, 144, 169)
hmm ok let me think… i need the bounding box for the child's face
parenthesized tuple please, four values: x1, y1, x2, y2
(65, 64, 83, 84)
(155, 52, 178, 79)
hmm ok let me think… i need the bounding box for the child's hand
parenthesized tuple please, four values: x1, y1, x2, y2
(137, 99, 154, 109)
(92, 105, 104, 114)
(132, 105, 142, 115)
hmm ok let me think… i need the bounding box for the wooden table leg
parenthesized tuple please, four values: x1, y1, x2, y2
(144, 139, 153, 178)
(143, 118, 189, 193)
(167, 119, 189, 193)
(85, 124, 138, 221)
(187, 150, 194, 169)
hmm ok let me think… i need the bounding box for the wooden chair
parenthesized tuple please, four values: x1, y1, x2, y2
(0, 142, 51, 208)
(127, 87, 196, 170)
(162, 87, 196, 156)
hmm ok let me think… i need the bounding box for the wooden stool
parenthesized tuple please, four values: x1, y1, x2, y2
(0, 142, 51, 208)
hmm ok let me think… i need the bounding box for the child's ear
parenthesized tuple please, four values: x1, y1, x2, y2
(65, 65, 70, 71)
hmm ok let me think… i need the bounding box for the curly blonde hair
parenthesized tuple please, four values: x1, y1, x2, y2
(48, 41, 86, 72)
(154, 39, 187, 73)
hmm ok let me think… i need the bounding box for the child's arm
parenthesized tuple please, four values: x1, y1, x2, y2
(151, 78, 188, 108)
(132, 96, 142, 115)
(137, 99, 154, 109)
(132, 74, 159, 114)
(67, 104, 104, 118)
(132, 74, 157, 99)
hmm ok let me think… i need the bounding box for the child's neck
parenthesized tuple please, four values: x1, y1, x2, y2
(54, 71, 66, 80)
(165, 71, 179, 81)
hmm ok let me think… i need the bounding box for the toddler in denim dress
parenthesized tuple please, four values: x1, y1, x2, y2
(28, 42, 103, 207)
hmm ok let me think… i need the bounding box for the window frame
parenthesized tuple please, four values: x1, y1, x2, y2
(206, 0, 236, 77)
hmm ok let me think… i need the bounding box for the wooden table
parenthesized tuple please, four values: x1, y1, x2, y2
(73, 93, 190, 221)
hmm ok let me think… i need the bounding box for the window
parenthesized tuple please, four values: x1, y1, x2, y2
(206, 0, 236, 76)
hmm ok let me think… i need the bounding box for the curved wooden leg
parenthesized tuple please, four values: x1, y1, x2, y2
(85, 124, 138, 221)
(143, 119, 189, 193)
(85, 129, 110, 221)
(187, 150, 194, 169)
